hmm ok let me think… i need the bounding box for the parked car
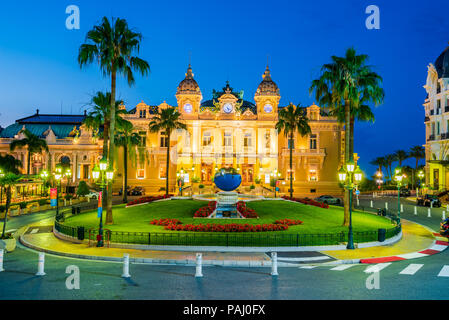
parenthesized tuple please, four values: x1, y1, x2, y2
(86, 190, 100, 200)
(315, 195, 342, 205)
(130, 186, 145, 196)
(417, 194, 441, 207)
(399, 188, 411, 197)
(118, 186, 132, 196)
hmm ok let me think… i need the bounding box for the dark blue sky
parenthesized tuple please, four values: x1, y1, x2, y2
(0, 0, 448, 175)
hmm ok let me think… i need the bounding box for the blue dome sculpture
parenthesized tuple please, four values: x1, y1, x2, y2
(214, 171, 242, 192)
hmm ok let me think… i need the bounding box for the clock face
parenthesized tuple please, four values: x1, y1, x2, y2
(223, 103, 233, 114)
(264, 104, 273, 113)
(184, 103, 192, 113)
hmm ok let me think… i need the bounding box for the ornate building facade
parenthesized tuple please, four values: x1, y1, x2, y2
(0, 65, 345, 196)
(424, 46, 449, 190)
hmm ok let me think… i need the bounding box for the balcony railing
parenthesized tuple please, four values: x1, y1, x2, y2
(281, 148, 326, 156)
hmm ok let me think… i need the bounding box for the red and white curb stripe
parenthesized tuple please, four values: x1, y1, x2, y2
(360, 233, 449, 264)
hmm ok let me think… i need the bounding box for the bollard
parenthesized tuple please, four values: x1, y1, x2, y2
(87, 197, 90, 203)
(122, 254, 130, 278)
(414, 206, 417, 215)
(385, 202, 388, 210)
(357, 198, 360, 206)
(443, 211, 446, 221)
(195, 253, 203, 278)
(271, 252, 279, 276)
(0, 249, 4, 272)
(36, 252, 46, 276)
(401, 204, 404, 213)
(370, 200, 373, 208)
(428, 208, 431, 218)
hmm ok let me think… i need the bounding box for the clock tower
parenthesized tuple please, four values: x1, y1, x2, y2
(254, 65, 280, 121)
(176, 64, 202, 119)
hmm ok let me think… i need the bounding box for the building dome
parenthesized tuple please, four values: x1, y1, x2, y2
(255, 66, 280, 96)
(435, 46, 449, 79)
(177, 64, 201, 95)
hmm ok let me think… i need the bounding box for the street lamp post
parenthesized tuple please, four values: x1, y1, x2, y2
(394, 168, 404, 227)
(338, 160, 363, 250)
(54, 164, 71, 222)
(417, 171, 424, 197)
(270, 170, 281, 198)
(0, 169, 4, 205)
(40, 170, 49, 197)
(92, 158, 114, 247)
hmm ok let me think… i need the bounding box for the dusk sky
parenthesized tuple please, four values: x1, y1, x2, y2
(0, 0, 448, 175)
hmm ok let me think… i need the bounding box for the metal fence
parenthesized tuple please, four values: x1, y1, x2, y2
(54, 219, 401, 247)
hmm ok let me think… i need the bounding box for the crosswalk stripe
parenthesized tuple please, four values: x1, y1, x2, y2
(438, 266, 449, 277)
(364, 263, 391, 273)
(331, 264, 356, 271)
(399, 264, 423, 275)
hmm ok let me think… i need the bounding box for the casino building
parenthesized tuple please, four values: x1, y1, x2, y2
(423, 45, 449, 190)
(0, 65, 345, 197)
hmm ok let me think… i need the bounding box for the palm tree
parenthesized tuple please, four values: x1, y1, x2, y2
(148, 107, 187, 196)
(78, 16, 150, 224)
(0, 154, 22, 175)
(310, 47, 384, 226)
(409, 145, 426, 188)
(394, 150, 409, 167)
(10, 129, 48, 175)
(275, 103, 312, 198)
(83, 91, 128, 160)
(0, 173, 22, 239)
(370, 156, 386, 175)
(385, 154, 396, 182)
(115, 120, 142, 203)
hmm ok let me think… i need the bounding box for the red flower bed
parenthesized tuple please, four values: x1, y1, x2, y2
(274, 219, 303, 226)
(237, 201, 259, 218)
(126, 194, 173, 207)
(164, 223, 288, 232)
(150, 218, 182, 226)
(282, 196, 329, 209)
(193, 201, 216, 218)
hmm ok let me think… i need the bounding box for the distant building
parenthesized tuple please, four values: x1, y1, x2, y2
(0, 65, 345, 196)
(424, 45, 449, 190)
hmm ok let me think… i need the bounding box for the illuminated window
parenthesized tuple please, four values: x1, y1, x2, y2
(137, 168, 145, 179)
(310, 134, 317, 150)
(203, 132, 212, 146)
(139, 131, 147, 147)
(159, 165, 167, 179)
(309, 169, 318, 182)
(223, 132, 232, 147)
(160, 131, 169, 148)
(244, 132, 252, 147)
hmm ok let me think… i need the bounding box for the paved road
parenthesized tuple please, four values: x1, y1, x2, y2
(1, 195, 449, 299)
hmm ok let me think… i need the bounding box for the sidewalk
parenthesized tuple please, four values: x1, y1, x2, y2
(18, 218, 446, 267)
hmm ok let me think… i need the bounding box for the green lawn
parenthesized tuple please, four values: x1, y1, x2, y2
(64, 199, 394, 234)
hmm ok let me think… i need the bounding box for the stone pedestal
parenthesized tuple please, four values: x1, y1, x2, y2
(214, 192, 240, 218)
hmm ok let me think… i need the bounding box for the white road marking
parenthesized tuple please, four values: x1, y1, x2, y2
(299, 266, 317, 269)
(277, 256, 331, 262)
(397, 252, 428, 259)
(438, 266, 449, 277)
(428, 244, 448, 252)
(30, 229, 39, 234)
(399, 264, 423, 275)
(330, 264, 356, 271)
(364, 263, 391, 273)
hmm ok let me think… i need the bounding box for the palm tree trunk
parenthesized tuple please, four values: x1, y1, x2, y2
(27, 151, 31, 176)
(166, 129, 170, 196)
(343, 101, 351, 227)
(1, 186, 11, 238)
(123, 144, 128, 203)
(105, 70, 116, 225)
(289, 132, 293, 198)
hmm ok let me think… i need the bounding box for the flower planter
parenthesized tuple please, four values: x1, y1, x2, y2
(0, 238, 16, 252)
